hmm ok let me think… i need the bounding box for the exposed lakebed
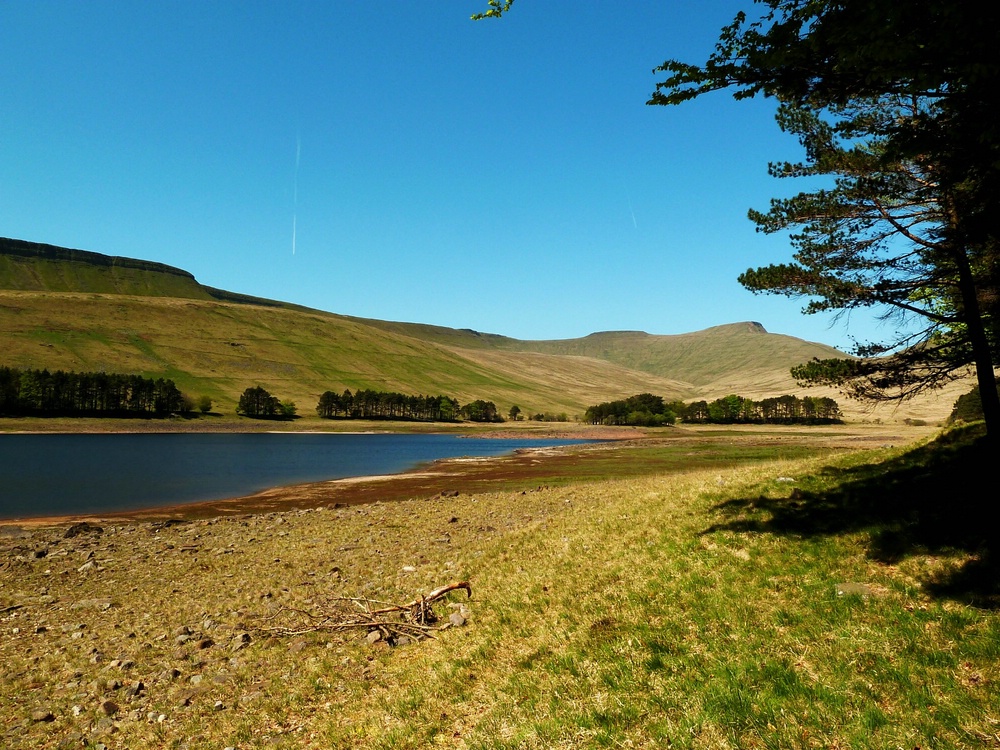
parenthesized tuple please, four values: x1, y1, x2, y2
(0, 432, 589, 519)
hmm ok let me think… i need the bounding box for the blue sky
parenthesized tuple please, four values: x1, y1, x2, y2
(1, 1, 892, 351)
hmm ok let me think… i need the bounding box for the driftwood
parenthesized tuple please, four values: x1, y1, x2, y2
(252, 580, 472, 645)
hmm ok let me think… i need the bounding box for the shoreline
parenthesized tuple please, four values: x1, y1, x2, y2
(0, 440, 613, 529)
(0, 422, 930, 530)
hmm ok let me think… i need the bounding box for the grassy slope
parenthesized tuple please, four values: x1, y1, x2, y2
(355, 319, 846, 390)
(0, 239, 962, 421)
(2, 427, 996, 749)
(0, 291, 691, 415)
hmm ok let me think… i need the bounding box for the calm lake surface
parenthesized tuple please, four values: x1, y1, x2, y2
(0, 433, 588, 520)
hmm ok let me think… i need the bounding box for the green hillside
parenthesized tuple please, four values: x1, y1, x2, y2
(350, 318, 846, 397)
(0, 237, 853, 416)
(0, 291, 691, 416)
(0, 238, 214, 300)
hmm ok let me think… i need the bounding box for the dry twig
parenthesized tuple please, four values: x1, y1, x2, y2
(251, 580, 472, 645)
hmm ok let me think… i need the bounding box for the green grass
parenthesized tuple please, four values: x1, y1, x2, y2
(4, 426, 996, 749)
(0, 290, 695, 416)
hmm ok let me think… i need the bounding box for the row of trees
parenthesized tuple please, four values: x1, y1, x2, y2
(315, 389, 503, 423)
(584, 393, 841, 426)
(0, 366, 185, 417)
(316, 389, 460, 421)
(585, 393, 680, 427)
(236, 386, 296, 419)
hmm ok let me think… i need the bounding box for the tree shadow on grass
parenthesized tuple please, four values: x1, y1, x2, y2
(705, 424, 1000, 607)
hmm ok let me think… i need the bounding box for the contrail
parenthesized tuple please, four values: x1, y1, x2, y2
(292, 134, 301, 255)
(626, 187, 637, 229)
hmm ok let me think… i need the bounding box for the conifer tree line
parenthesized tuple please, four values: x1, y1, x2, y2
(0, 366, 184, 417)
(316, 389, 501, 422)
(585, 392, 841, 426)
(236, 385, 295, 419)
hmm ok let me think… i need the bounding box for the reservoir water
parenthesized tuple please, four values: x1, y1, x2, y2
(0, 433, 587, 520)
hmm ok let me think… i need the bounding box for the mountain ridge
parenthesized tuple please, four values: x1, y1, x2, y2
(4, 237, 927, 420)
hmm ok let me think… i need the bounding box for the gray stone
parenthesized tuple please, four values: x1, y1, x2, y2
(125, 681, 145, 698)
(448, 612, 467, 627)
(100, 700, 119, 716)
(31, 709, 55, 723)
(365, 630, 382, 644)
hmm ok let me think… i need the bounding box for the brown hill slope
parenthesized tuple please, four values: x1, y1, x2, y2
(0, 237, 964, 422)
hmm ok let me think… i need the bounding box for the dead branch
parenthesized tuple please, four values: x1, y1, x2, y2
(249, 580, 471, 645)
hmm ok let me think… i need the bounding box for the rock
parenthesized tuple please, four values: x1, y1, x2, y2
(31, 709, 55, 723)
(93, 716, 116, 735)
(100, 700, 119, 717)
(64, 522, 103, 539)
(230, 633, 251, 651)
(365, 630, 382, 644)
(195, 637, 214, 650)
(448, 612, 467, 627)
(213, 700, 225, 711)
(125, 681, 145, 698)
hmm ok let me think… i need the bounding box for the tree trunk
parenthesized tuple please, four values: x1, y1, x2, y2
(954, 247, 1000, 441)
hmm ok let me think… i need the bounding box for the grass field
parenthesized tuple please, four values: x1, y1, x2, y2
(2, 423, 996, 749)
